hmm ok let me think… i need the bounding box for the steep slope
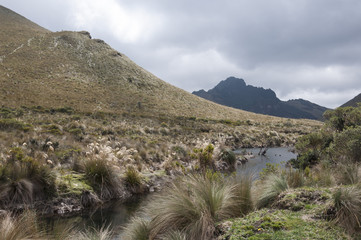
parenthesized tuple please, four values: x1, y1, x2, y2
(341, 93, 361, 107)
(0, 5, 274, 123)
(193, 77, 328, 120)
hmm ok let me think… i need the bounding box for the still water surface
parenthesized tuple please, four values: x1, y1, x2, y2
(235, 147, 297, 178)
(44, 147, 296, 238)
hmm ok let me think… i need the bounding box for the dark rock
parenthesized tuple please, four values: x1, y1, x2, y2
(78, 31, 92, 39)
(81, 190, 102, 208)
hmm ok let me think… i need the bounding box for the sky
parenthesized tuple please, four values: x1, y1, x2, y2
(2, 0, 361, 108)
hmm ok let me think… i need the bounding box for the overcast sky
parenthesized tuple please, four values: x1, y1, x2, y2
(2, 0, 361, 108)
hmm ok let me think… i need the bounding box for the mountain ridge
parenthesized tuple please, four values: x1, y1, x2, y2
(193, 77, 328, 120)
(341, 93, 361, 107)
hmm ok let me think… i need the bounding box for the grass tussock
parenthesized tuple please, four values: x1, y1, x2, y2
(257, 174, 288, 209)
(0, 147, 56, 205)
(0, 210, 42, 240)
(285, 168, 304, 188)
(336, 163, 359, 185)
(84, 158, 121, 200)
(68, 225, 113, 240)
(160, 230, 187, 240)
(122, 217, 151, 240)
(333, 186, 361, 234)
(124, 165, 142, 188)
(138, 173, 253, 240)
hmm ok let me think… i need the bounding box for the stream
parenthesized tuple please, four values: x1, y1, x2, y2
(42, 147, 297, 238)
(235, 147, 297, 178)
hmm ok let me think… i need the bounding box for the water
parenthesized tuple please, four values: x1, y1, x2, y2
(42, 148, 296, 238)
(235, 147, 297, 177)
(41, 196, 146, 239)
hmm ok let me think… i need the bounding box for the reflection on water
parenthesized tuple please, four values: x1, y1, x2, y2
(41, 195, 146, 239)
(41, 148, 296, 238)
(235, 147, 297, 178)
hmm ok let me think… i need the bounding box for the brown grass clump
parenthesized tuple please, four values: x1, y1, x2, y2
(0, 210, 42, 240)
(256, 174, 288, 209)
(141, 173, 253, 240)
(332, 186, 361, 234)
(84, 158, 121, 200)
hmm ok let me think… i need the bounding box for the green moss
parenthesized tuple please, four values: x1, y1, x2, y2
(57, 171, 93, 196)
(226, 209, 349, 240)
(55, 148, 81, 162)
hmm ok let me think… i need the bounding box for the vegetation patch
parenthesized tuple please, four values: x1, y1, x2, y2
(0, 118, 32, 131)
(274, 188, 329, 211)
(224, 209, 349, 240)
(57, 171, 93, 197)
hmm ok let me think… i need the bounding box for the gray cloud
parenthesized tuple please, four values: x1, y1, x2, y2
(2, 0, 361, 108)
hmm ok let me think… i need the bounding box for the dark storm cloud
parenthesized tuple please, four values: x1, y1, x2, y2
(2, 0, 361, 108)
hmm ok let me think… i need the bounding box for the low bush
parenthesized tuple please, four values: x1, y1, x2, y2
(191, 144, 215, 171)
(0, 118, 32, 132)
(219, 148, 236, 170)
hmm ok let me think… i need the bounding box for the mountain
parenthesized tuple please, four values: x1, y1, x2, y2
(0, 5, 276, 122)
(341, 93, 361, 107)
(193, 77, 328, 120)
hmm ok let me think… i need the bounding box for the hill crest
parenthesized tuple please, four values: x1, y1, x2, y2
(193, 77, 328, 120)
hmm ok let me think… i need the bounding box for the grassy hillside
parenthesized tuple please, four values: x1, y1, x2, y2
(0, 5, 306, 124)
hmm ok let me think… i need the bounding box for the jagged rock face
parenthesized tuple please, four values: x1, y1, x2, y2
(193, 77, 328, 120)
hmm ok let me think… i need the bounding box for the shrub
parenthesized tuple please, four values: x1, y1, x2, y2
(84, 158, 120, 200)
(0, 118, 32, 132)
(324, 106, 361, 132)
(290, 149, 319, 169)
(333, 186, 361, 233)
(259, 163, 280, 180)
(257, 174, 288, 209)
(191, 144, 215, 171)
(219, 148, 236, 170)
(43, 124, 63, 135)
(331, 126, 361, 163)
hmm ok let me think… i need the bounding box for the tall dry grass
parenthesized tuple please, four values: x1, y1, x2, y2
(84, 158, 121, 200)
(0, 210, 42, 240)
(256, 174, 288, 209)
(333, 186, 361, 233)
(143, 173, 253, 240)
